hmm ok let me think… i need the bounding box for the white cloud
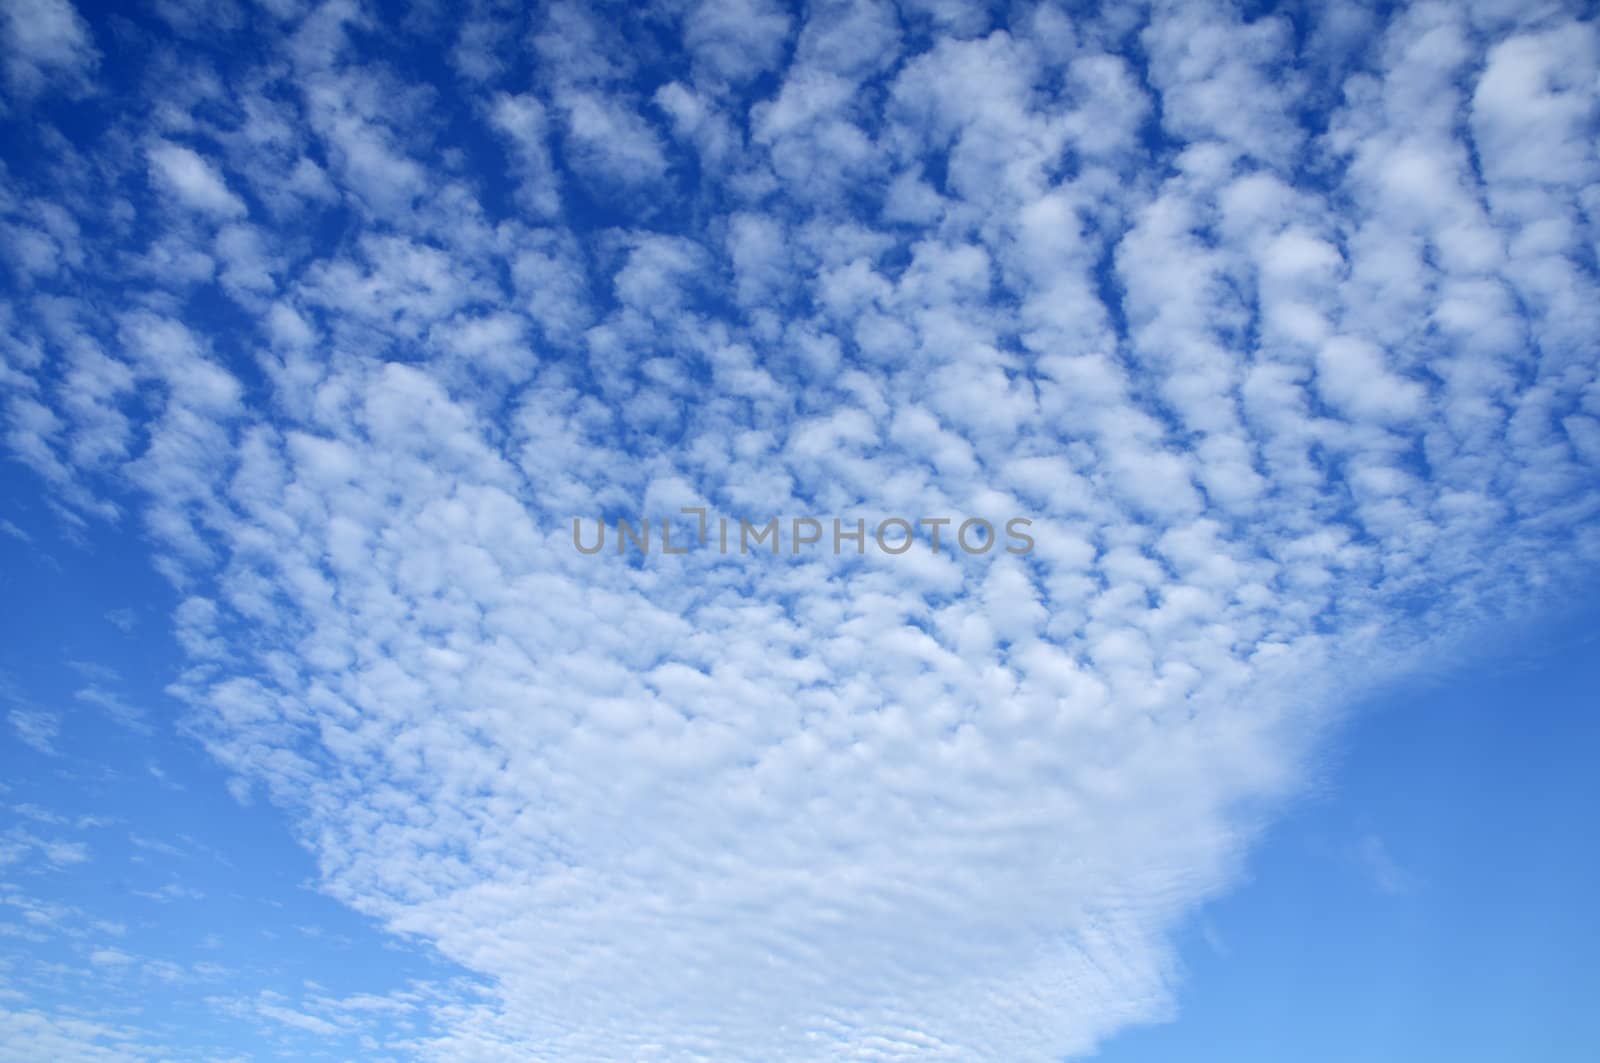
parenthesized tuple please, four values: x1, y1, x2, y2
(682, 0, 791, 84)
(89, 947, 134, 967)
(1472, 23, 1599, 187)
(556, 88, 670, 190)
(146, 143, 247, 218)
(1353, 834, 1417, 896)
(488, 93, 561, 218)
(1, 0, 97, 95)
(7, 708, 59, 755)
(75, 685, 151, 733)
(0, 1008, 157, 1063)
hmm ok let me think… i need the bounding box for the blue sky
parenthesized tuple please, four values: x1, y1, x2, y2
(2, 0, 1599, 1059)
(1097, 607, 1600, 1063)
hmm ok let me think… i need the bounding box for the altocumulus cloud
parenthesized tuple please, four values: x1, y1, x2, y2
(2, 0, 1599, 1059)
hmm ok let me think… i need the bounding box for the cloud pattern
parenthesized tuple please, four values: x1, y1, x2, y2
(2, 0, 1599, 1058)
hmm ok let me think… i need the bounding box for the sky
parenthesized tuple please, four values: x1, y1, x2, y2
(0, 0, 1598, 1060)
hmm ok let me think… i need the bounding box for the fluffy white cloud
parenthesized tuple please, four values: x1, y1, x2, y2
(1, 0, 97, 96)
(556, 88, 671, 190)
(147, 143, 247, 218)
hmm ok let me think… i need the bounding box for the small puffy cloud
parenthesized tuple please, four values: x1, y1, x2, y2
(682, 0, 791, 83)
(147, 142, 247, 217)
(2, 0, 97, 95)
(1471, 23, 1599, 187)
(489, 92, 561, 218)
(556, 89, 669, 189)
(1316, 336, 1426, 424)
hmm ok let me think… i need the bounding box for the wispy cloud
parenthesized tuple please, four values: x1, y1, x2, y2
(7, 709, 60, 756)
(1354, 834, 1419, 897)
(73, 686, 151, 735)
